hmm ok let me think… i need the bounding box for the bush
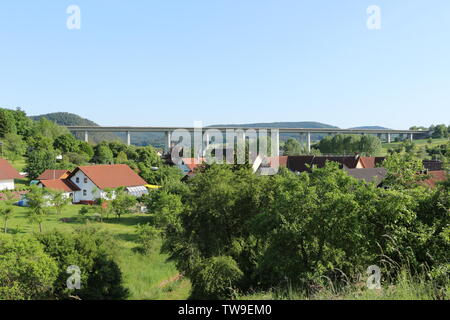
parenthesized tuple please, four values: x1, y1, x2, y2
(0, 235, 58, 299)
(35, 226, 129, 300)
(136, 223, 160, 255)
(191, 256, 243, 299)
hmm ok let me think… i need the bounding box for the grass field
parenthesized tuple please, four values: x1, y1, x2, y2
(9, 157, 27, 172)
(2, 204, 191, 300)
(381, 138, 449, 151)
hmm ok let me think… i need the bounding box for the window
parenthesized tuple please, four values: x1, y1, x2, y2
(83, 190, 87, 196)
(76, 177, 80, 183)
(84, 177, 88, 183)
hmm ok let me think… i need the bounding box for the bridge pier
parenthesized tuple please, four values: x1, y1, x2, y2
(273, 130, 280, 157)
(84, 131, 89, 143)
(126, 131, 131, 146)
(165, 131, 171, 153)
(387, 133, 391, 143)
(306, 132, 311, 153)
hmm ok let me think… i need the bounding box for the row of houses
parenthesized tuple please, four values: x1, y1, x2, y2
(178, 155, 447, 187)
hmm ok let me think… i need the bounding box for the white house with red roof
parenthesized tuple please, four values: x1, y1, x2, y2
(0, 158, 22, 190)
(67, 164, 148, 204)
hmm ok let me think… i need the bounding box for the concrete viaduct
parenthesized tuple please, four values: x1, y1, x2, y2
(66, 126, 428, 156)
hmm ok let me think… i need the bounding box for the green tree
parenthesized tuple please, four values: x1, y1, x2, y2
(25, 148, 58, 180)
(358, 134, 382, 156)
(382, 153, 426, 189)
(136, 223, 161, 254)
(432, 124, 449, 139)
(53, 134, 80, 153)
(30, 117, 69, 140)
(2, 132, 26, 163)
(94, 143, 114, 164)
(0, 235, 58, 299)
(110, 187, 137, 220)
(317, 134, 382, 156)
(26, 186, 51, 232)
(26, 134, 54, 151)
(35, 227, 129, 299)
(0, 191, 16, 233)
(0, 108, 17, 138)
(50, 190, 71, 215)
(78, 141, 94, 160)
(11, 107, 34, 137)
(115, 151, 128, 163)
(282, 138, 303, 156)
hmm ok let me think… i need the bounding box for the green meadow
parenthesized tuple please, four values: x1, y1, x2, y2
(2, 204, 191, 300)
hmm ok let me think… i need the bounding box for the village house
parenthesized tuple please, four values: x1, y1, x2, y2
(37, 169, 71, 181)
(67, 164, 149, 204)
(37, 164, 149, 204)
(0, 158, 22, 190)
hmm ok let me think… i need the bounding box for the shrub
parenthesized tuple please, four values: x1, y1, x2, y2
(136, 223, 160, 255)
(191, 256, 243, 299)
(35, 226, 129, 300)
(0, 235, 58, 299)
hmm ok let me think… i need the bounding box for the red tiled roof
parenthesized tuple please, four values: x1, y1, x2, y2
(360, 157, 386, 169)
(0, 190, 28, 201)
(37, 169, 71, 180)
(420, 171, 447, 188)
(39, 179, 80, 192)
(182, 158, 206, 171)
(267, 156, 288, 168)
(69, 164, 148, 189)
(0, 158, 22, 180)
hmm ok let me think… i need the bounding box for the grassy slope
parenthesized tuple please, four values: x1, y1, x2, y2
(2, 205, 191, 300)
(378, 138, 449, 156)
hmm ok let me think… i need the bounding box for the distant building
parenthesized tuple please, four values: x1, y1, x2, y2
(422, 160, 444, 172)
(37, 169, 71, 180)
(344, 167, 388, 186)
(0, 158, 22, 190)
(37, 179, 80, 201)
(420, 170, 447, 188)
(285, 155, 385, 173)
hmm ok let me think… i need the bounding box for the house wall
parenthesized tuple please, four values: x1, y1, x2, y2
(70, 170, 102, 203)
(37, 183, 74, 202)
(0, 179, 14, 191)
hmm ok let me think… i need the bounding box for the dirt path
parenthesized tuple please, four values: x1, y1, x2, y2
(158, 273, 184, 288)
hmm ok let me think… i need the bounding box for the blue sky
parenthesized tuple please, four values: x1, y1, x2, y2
(0, 1, 449, 129)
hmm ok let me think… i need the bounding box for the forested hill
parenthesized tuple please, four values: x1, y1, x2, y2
(211, 121, 338, 129)
(350, 126, 391, 130)
(30, 112, 99, 127)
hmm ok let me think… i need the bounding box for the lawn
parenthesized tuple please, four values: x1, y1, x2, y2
(2, 204, 191, 300)
(9, 157, 27, 172)
(380, 138, 449, 156)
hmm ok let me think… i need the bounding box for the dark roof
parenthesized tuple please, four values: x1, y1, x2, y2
(423, 160, 443, 171)
(345, 168, 388, 186)
(37, 169, 71, 180)
(39, 179, 80, 192)
(0, 158, 22, 180)
(287, 156, 362, 172)
(68, 164, 148, 189)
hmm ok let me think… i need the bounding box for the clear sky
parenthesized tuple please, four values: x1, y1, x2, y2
(0, 1, 449, 129)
